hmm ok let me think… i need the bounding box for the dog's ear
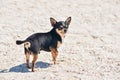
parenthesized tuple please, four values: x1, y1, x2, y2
(50, 17, 57, 26)
(65, 17, 71, 26)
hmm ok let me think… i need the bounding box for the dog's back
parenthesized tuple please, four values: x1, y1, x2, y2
(16, 29, 62, 53)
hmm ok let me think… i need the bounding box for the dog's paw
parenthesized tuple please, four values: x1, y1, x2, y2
(32, 68, 39, 72)
(27, 66, 31, 69)
(54, 61, 59, 64)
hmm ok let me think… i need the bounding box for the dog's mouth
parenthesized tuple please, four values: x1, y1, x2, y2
(56, 28, 66, 38)
(60, 31, 66, 38)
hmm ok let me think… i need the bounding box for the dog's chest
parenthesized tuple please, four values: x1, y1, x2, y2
(57, 41, 62, 48)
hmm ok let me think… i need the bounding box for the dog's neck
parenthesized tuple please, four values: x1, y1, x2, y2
(49, 28, 62, 43)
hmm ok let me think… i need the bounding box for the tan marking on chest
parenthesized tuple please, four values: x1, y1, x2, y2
(57, 41, 62, 48)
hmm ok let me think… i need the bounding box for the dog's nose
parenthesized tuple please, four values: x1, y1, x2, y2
(64, 29, 67, 33)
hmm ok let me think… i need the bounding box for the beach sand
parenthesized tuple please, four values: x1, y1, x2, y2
(0, 0, 120, 80)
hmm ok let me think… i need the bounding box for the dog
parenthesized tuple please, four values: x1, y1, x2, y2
(16, 17, 71, 72)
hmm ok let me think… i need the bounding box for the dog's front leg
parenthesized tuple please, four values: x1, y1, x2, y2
(50, 48, 58, 64)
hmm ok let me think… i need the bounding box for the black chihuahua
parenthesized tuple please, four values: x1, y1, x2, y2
(16, 17, 71, 72)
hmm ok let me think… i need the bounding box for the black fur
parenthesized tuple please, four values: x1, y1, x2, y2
(16, 17, 71, 54)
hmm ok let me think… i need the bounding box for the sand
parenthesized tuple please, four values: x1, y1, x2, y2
(0, 0, 120, 80)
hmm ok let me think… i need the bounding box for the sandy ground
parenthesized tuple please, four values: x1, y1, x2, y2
(0, 0, 120, 80)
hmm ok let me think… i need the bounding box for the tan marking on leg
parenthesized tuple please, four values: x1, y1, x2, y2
(25, 52, 31, 68)
(50, 48, 58, 64)
(32, 54, 38, 72)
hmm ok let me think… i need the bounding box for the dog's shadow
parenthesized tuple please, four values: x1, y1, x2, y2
(0, 61, 51, 73)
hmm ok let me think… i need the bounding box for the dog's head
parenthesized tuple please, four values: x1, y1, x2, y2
(50, 17, 71, 37)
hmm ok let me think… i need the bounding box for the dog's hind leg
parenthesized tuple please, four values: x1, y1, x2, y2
(24, 42, 31, 68)
(25, 51, 31, 68)
(32, 54, 38, 72)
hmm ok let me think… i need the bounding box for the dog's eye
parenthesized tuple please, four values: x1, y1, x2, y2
(58, 27, 63, 30)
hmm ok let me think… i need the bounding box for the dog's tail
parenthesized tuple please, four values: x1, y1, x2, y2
(16, 40, 26, 45)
